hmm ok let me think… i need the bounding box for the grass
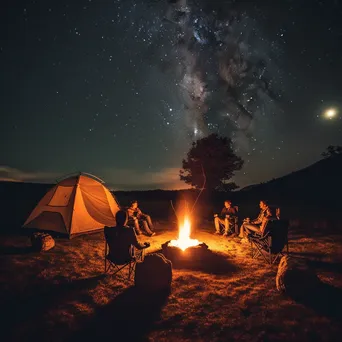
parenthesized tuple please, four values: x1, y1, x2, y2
(1, 220, 342, 341)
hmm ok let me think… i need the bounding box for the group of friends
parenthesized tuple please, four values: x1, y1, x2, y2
(214, 199, 274, 240)
(104, 198, 276, 264)
(117, 199, 275, 240)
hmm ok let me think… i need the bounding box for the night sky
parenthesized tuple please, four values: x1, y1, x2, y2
(1, 0, 342, 190)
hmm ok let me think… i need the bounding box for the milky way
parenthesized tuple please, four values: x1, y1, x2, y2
(119, 0, 285, 152)
(1, 0, 341, 189)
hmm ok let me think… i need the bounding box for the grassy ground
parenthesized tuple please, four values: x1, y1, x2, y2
(1, 221, 342, 342)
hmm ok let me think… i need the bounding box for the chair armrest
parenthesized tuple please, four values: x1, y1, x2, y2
(248, 231, 270, 242)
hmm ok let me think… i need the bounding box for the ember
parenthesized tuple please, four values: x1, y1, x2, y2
(169, 215, 201, 251)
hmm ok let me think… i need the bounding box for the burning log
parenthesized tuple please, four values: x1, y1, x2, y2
(161, 214, 209, 268)
(168, 216, 201, 251)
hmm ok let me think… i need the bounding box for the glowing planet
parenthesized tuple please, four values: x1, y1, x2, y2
(324, 108, 337, 119)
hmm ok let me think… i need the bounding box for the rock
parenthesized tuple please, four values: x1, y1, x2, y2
(135, 253, 172, 292)
(31, 232, 55, 252)
(276, 255, 319, 294)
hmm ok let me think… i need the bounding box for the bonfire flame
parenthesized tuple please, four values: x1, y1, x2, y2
(169, 216, 200, 251)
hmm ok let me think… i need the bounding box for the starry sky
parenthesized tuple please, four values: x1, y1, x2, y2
(1, 0, 342, 190)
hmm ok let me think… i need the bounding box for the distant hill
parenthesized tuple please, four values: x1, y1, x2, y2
(236, 154, 342, 207)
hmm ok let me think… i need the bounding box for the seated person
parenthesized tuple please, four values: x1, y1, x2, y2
(104, 210, 150, 264)
(239, 200, 273, 239)
(127, 200, 155, 237)
(214, 200, 238, 236)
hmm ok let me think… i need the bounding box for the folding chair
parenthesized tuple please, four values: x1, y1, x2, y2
(248, 219, 289, 265)
(218, 205, 239, 234)
(104, 230, 145, 280)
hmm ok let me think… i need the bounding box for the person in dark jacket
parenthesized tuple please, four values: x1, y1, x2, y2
(104, 210, 150, 264)
(214, 200, 237, 236)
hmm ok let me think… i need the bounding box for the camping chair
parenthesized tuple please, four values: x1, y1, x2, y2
(218, 205, 239, 234)
(104, 230, 145, 280)
(248, 219, 289, 265)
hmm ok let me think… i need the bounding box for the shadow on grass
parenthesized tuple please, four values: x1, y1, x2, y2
(68, 287, 169, 342)
(0, 245, 33, 255)
(1, 275, 105, 340)
(288, 251, 325, 261)
(160, 244, 239, 275)
(307, 260, 342, 274)
(286, 272, 342, 320)
(290, 224, 342, 239)
(0, 234, 33, 255)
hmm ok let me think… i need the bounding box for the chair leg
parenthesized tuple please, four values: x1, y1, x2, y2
(251, 241, 264, 261)
(269, 249, 272, 265)
(251, 242, 256, 258)
(272, 253, 279, 265)
(130, 261, 136, 280)
(128, 262, 133, 280)
(108, 262, 136, 281)
(104, 256, 137, 281)
(256, 247, 271, 265)
(104, 258, 111, 273)
(253, 247, 257, 259)
(104, 242, 112, 274)
(113, 263, 130, 278)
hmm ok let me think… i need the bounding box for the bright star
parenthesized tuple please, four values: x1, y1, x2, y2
(324, 108, 337, 119)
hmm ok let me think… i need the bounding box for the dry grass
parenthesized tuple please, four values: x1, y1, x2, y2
(1, 221, 342, 342)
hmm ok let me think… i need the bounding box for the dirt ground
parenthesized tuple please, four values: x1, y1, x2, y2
(1, 221, 342, 342)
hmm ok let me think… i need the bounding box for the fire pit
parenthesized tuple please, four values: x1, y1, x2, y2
(162, 215, 209, 267)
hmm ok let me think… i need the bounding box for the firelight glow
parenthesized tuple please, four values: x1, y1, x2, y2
(169, 216, 200, 251)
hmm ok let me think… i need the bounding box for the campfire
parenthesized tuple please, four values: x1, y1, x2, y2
(162, 212, 208, 268)
(168, 215, 201, 251)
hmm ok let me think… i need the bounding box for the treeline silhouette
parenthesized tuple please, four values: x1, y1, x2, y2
(1, 154, 341, 234)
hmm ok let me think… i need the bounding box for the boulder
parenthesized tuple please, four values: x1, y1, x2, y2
(31, 232, 55, 252)
(276, 255, 319, 294)
(135, 253, 172, 292)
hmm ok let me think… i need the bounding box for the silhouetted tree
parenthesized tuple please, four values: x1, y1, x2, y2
(180, 133, 244, 191)
(322, 145, 342, 158)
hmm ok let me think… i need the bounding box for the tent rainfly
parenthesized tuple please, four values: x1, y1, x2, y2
(23, 173, 120, 238)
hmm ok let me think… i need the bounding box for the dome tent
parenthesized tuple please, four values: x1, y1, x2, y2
(23, 173, 120, 238)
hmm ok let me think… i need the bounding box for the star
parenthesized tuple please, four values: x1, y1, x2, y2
(323, 108, 338, 120)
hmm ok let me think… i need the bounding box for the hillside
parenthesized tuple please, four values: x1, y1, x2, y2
(237, 154, 342, 207)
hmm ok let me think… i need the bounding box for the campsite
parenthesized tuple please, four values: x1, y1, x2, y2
(2, 1, 342, 341)
(1, 157, 342, 341)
